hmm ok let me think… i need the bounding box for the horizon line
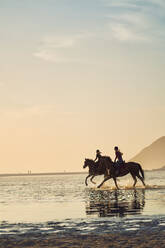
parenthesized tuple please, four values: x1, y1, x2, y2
(0, 171, 87, 177)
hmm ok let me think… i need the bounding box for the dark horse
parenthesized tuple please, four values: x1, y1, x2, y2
(83, 158, 109, 186)
(83, 157, 145, 189)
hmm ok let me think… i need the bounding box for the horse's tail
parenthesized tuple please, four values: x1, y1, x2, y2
(138, 163, 145, 179)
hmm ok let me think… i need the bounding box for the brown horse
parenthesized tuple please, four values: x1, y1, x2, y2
(83, 158, 145, 189)
(83, 158, 109, 186)
(97, 158, 146, 189)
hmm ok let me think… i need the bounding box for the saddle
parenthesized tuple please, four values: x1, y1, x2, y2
(114, 161, 125, 166)
(113, 161, 126, 176)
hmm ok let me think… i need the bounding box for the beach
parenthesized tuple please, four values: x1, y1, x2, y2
(0, 172, 165, 247)
(0, 216, 164, 247)
(0, 230, 165, 248)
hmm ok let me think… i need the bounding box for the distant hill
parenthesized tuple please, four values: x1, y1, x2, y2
(153, 165, 165, 171)
(130, 136, 165, 170)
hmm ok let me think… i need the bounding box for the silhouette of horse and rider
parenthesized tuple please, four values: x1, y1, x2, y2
(83, 147, 145, 189)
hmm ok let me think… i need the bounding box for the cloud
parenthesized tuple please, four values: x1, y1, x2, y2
(42, 35, 75, 49)
(103, 0, 165, 43)
(33, 35, 76, 63)
(103, 0, 165, 8)
(33, 0, 165, 63)
(110, 23, 147, 42)
(33, 33, 93, 63)
(107, 12, 151, 42)
(149, 0, 165, 8)
(102, 0, 139, 9)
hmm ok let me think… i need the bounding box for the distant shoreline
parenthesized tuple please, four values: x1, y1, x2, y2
(0, 172, 87, 177)
(0, 168, 164, 177)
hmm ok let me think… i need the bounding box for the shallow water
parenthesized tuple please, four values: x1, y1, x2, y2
(0, 170, 165, 234)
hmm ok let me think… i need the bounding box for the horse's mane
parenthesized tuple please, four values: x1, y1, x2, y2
(85, 158, 94, 162)
(86, 156, 113, 163)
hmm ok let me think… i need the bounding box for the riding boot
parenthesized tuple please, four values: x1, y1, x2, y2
(98, 163, 102, 173)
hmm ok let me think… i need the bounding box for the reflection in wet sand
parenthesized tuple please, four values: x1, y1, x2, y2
(85, 189, 145, 218)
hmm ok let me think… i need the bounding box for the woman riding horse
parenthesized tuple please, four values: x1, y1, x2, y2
(114, 146, 124, 175)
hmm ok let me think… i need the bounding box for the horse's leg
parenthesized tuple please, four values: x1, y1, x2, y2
(85, 175, 91, 186)
(113, 177, 119, 190)
(97, 176, 111, 188)
(136, 174, 146, 187)
(131, 173, 137, 188)
(107, 168, 110, 176)
(90, 175, 96, 184)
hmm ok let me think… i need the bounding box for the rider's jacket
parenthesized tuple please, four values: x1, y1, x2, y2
(115, 151, 123, 163)
(94, 153, 102, 162)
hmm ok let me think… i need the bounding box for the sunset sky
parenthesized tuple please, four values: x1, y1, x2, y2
(0, 0, 165, 173)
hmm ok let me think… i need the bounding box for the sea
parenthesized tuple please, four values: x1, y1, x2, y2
(0, 170, 165, 235)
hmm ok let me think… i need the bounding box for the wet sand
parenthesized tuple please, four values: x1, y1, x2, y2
(0, 230, 164, 248)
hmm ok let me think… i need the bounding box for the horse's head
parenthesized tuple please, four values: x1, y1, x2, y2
(83, 158, 94, 169)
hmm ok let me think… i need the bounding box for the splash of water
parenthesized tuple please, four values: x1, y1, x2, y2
(90, 184, 165, 191)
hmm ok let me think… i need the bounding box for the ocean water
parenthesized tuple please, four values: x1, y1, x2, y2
(0, 170, 165, 234)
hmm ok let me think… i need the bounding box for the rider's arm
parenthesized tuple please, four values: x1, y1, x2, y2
(94, 155, 97, 162)
(114, 155, 117, 162)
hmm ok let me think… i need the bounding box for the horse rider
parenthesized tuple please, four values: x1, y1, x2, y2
(94, 149, 110, 175)
(94, 149, 102, 163)
(94, 149, 104, 171)
(114, 146, 124, 164)
(114, 146, 124, 175)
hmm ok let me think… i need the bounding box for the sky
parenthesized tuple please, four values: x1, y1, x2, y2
(0, 0, 165, 173)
